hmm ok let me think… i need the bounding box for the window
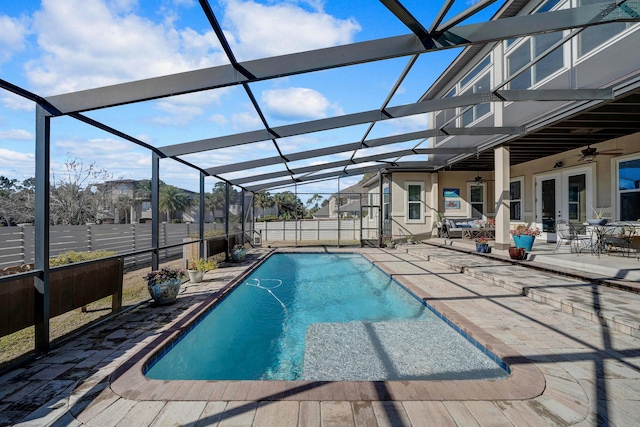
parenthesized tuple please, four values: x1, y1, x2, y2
(383, 186, 390, 220)
(142, 201, 151, 211)
(510, 179, 523, 221)
(469, 184, 485, 219)
(406, 182, 423, 222)
(460, 56, 490, 88)
(507, 32, 563, 89)
(618, 157, 640, 221)
(578, 0, 632, 57)
(568, 174, 587, 223)
(462, 73, 491, 126)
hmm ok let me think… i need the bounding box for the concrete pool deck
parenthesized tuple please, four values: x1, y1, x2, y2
(1, 246, 640, 426)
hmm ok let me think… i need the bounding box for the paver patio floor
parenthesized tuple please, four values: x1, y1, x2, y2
(1, 247, 639, 426)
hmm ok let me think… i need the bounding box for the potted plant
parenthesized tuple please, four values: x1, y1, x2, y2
(508, 246, 527, 260)
(144, 267, 186, 305)
(510, 226, 541, 252)
(187, 258, 217, 283)
(588, 207, 609, 226)
(231, 244, 246, 262)
(406, 235, 415, 244)
(475, 236, 490, 253)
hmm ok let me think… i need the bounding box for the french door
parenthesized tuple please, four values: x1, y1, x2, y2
(535, 167, 593, 241)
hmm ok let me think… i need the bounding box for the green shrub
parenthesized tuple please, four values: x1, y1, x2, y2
(256, 215, 279, 222)
(49, 250, 117, 267)
(187, 229, 225, 239)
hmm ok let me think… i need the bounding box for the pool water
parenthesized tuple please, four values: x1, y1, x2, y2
(145, 253, 508, 381)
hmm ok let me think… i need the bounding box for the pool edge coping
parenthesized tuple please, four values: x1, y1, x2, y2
(109, 248, 546, 402)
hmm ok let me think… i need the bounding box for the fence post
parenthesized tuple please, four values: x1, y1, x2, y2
(131, 222, 136, 254)
(20, 225, 26, 265)
(88, 224, 94, 252)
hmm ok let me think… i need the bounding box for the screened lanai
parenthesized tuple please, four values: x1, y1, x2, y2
(2, 0, 640, 354)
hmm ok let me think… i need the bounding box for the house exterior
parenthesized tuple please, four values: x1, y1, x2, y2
(362, 0, 640, 249)
(313, 183, 365, 219)
(98, 179, 214, 224)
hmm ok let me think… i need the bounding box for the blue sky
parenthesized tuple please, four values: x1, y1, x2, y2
(0, 0, 502, 199)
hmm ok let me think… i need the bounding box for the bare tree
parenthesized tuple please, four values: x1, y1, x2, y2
(49, 158, 112, 225)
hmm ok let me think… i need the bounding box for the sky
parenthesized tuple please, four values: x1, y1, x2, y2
(0, 0, 503, 201)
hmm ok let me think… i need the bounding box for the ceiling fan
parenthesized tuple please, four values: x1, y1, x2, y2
(467, 173, 494, 184)
(579, 145, 622, 163)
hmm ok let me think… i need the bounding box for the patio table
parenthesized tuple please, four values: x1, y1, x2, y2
(588, 222, 638, 258)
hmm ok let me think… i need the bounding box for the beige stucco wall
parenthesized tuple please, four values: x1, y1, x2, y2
(389, 172, 433, 240)
(436, 171, 496, 220)
(362, 132, 639, 240)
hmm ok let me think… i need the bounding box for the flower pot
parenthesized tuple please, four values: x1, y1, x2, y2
(508, 247, 526, 260)
(232, 249, 246, 262)
(476, 243, 489, 253)
(147, 278, 181, 305)
(188, 270, 204, 283)
(587, 218, 607, 226)
(513, 235, 535, 252)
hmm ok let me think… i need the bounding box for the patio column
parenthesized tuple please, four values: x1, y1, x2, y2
(199, 172, 205, 258)
(494, 146, 510, 251)
(151, 153, 160, 271)
(34, 104, 51, 355)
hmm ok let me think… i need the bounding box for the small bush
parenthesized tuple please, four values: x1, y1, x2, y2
(256, 215, 279, 222)
(49, 250, 117, 267)
(187, 229, 225, 239)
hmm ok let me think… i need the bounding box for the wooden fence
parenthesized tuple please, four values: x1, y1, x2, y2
(0, 223, 222, 270)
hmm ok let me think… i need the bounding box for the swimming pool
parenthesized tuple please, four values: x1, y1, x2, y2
(145, 253, 509, 381)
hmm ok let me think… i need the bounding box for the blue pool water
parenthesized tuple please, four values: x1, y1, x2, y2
(145, 253, 508, 381)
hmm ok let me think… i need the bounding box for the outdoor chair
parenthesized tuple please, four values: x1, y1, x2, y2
(601, 223, 636, 258)
(553, 220, 592, 254)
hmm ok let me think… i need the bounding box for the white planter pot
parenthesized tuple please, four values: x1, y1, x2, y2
(188, 270, 205, 283)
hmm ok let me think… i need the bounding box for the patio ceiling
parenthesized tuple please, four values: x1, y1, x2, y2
(4, 0, 640, 192)
(446, 91, 640, 171)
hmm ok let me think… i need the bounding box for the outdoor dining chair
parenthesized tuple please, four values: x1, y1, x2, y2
(601, 223, 636, 258)
(553, 220, 593, 254)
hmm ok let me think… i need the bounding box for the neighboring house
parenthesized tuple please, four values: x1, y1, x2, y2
(311, 204, 330, 219)
(362, 0, 640, 247)
(98, 180, 214, 224)
(319, 184, 366, 219)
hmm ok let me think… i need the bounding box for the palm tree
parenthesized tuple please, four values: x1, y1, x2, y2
(254, 191, 275, 217)
(159, 185, 189, 222)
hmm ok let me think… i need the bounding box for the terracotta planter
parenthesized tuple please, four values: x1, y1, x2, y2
(509, 247, 527, 260)
(148, 278, 181, 305)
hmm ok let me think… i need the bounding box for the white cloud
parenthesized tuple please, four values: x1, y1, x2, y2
(0, 148, 36, 180)
(222, 0, 360, 60)
(0, 15, 27, 65)
(262, 87, 332, 120)
(231, 111, 262, 130)
(1, 93, 34, 112)
(26, 0, 227, 95)
(53, 137, 150, 179)
(209, 114, 228, 126)
(0, 148, 35, 164)
(0, 129, 33, 141)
